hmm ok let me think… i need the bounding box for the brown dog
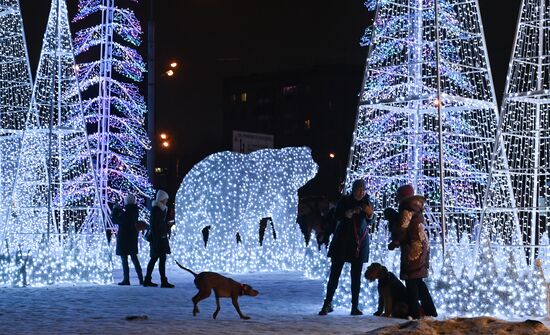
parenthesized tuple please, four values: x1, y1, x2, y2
(175, 261, 259, 320)
(365, 262, 409, 319)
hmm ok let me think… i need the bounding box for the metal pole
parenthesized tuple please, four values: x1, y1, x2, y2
(47, 0, 61, 240)
(147, 0, 156, 197)
(433, 0, 446, 256)
(530, 0, 544, 265)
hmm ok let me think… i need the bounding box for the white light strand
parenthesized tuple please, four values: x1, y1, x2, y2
(172, 147, 318, 273)
(0, 0, 34, 257)
(72, 0, 152, 220)
(0, 0, 112, 287)
(303, 0, 546, 317)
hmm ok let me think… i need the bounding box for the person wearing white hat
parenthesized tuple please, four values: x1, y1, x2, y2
(143, 190, 174, 288)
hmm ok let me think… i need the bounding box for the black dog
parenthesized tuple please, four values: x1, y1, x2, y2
(365, 262, 409, 319)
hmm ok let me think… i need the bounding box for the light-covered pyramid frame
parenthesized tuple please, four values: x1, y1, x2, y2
(498, 0, 550, 266)
(0, 0, 112, 286)
(0, 0, 33, 254)
(347, 0, 519, 250)
(307, 0, 548, 318)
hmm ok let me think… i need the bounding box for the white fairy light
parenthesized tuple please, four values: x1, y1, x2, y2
(497, 0, 550, 267)
(0, 0, 33, 255)
(73, 0, 152, 219)
(0, 0, 112, 286)
(171, 147, 318, 273)
(304, 0, 547, 317)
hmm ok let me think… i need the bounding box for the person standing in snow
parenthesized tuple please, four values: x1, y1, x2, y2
(319, 179, 375, 316)
(113, 194, 143, 285)
(386, 184, 437, 319)
(143, 190, 175, 288)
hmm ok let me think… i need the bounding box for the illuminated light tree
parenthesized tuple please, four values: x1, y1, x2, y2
(431, 252, 459, 315)
(72, 0, 151, 223)
(469, 240, 498, 315)
(350, 0, 517, 247)
(518, 259, 547, 316)
(495, 250, 522, 317)
(325, 0, 523, 314)
(172, 147, 318, 273)
(0, 0, 112, 286)
(497, 0, 550, 266)
(0, 0, 33, 246)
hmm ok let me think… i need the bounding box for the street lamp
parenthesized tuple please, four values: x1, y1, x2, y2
(170, 62, 178, 68)
(159, 132, 171, 149)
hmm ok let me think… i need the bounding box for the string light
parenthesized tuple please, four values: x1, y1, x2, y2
(496, 0, 550, 267)
(73, 0, 152, 217)
(171, 147, 318, 272)
(0, 0, 34, 253)
(304, 0, 546, 317)
(0, 0, 112, 287)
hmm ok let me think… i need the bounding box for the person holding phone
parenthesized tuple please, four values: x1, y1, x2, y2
(143, 189, 175, 288)
(319, 179, 375, 316)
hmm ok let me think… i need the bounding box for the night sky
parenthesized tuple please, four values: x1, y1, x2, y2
(19, 0, 520, 177)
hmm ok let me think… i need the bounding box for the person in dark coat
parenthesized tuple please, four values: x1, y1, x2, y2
(386, 184, 437, 319)
(143, 190, 175, 288)
(319, 179, 375, 316)
(114, 194, 143, 285)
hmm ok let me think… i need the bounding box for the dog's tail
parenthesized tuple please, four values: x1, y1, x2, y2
(175, 260, 198, 277)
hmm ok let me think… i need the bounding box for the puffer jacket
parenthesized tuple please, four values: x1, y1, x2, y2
(391, 195, 429, 280)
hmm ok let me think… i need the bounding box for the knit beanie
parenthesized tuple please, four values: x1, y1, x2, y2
(124, 194, 136, 205)
(352, 179, 366, 191)
(396, 184, 415, 203)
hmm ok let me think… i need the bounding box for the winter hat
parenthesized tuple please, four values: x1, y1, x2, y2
(396, 184, 415, 203)
(155, 190, 169, 202)
(152, 189, 169, 210)
(124, 194, 136, 205)
(352, 179, 366, 191)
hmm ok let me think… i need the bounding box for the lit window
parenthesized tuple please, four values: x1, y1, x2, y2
(241, 92, 247, 102)
(283, 85, 297, 95)
(155, 167, 163, 173)
(304, 119, 311, 129)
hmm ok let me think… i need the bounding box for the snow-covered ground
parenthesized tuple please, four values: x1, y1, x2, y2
(0, 267, 548, 334)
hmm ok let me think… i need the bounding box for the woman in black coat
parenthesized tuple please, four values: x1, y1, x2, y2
(319, 179, 375, 316)
(114, 194, 143, 285)
(143, 189, 174, 288)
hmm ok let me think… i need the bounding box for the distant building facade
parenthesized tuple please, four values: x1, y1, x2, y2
(232, 130, 274, 153)
(222, 65, 362, 197)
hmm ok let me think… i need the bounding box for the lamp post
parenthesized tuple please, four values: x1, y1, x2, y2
(147, 0, 156, 193)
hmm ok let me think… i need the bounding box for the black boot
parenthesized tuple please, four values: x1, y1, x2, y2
(350, 306, 363, 316)
(143, 276, 158, 287)
(117, 280, 130, 286)
(161, 278, 174, 288)
(318, 299, 333, 315)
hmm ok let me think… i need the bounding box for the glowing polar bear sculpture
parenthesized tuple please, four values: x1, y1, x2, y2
(172, 147, 318, 272)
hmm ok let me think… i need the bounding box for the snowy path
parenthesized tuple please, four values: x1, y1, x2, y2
(2, 267, 549, 334)
(0, 268, 404, 334)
